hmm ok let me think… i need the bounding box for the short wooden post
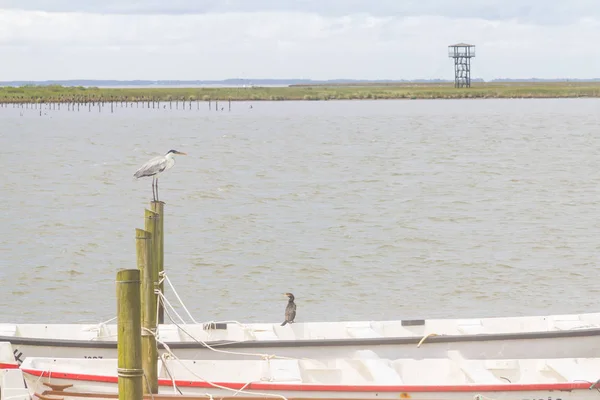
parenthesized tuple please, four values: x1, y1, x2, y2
(116, 269, 143, 400)
(136, 228, 158, 394)
(150, 201, 165, 324)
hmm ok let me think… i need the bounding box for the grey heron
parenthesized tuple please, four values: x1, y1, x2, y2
(134, 149, 187, 202)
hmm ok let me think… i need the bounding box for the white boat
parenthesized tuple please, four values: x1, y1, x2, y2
(20, 350, 600, 400)
(0, 368, 29, 400)
(3, 311, 600, 365)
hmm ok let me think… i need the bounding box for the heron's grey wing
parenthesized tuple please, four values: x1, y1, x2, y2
(134, 156, 167, 178)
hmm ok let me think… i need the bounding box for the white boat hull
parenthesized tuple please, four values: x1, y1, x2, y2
(24, 375, 599, 400)
(4, 311, 600, 364)
(7, 330, 600, 364)
(21, 355, 600, 400)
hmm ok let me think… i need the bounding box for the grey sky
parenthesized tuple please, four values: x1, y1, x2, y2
(0, 0, 599, 80)
(2, 0, 600, 24)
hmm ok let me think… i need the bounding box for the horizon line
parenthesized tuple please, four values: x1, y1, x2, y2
(2, 77, 600, 85)
(0, 78, 600, 87)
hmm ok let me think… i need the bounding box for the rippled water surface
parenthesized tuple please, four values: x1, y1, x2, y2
(1, 99, 600, 324)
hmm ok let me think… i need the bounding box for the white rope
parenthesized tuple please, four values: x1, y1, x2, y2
(141, 327, 182, 395)
(84, 272, 263, 344)
(164, 353, 289, 400)
(144, 328, 288, 400)
(84, 316, 118, 340)
(156, 294, 310, 362)
(159, 271, 261, 334)
(473, 395, 500, 400)
(82, 272, 274, 347)
(142, 373, 156, 400)
(100, 316, 118, 324)
(159, 352, 183, 395)
(160, 271, 198, 324)
(155, 290, 187, 325)
(159, 272, 270, 341)
(33, 362, 54, 395)
(157, 294, 275, 358)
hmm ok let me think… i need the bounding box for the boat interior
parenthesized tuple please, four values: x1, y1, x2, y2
(18, 350, 600, 386)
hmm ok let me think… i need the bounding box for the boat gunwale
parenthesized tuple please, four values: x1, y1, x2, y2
(21, 366, 598, 393)
(2, 327, 600, 349)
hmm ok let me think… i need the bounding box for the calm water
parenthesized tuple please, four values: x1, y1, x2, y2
(1, 99, 600, 324)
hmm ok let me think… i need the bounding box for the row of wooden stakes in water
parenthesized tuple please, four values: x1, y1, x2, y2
(0, 99, 234, 112)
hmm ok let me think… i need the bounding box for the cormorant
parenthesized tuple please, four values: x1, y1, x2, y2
(281, 292, 296, 326)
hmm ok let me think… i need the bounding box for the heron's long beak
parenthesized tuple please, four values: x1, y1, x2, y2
(176, 151, 187, 155)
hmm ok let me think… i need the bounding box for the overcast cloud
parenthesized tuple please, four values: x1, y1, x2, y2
(0, 0, 599, 81)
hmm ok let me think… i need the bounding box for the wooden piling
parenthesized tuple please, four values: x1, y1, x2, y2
(136, 228, 158, 394)
(144, 209, 161, 323)
(150, 201, 165, 324)
(116, 269, 143, 400)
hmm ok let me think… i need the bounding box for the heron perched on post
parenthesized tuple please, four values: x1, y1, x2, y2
(133, 149, 187, 202)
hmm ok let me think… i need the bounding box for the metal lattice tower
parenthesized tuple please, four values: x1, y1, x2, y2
(448, 43, 475, 88)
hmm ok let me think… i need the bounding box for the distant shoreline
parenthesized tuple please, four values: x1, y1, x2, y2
(1, 82, 600, 102)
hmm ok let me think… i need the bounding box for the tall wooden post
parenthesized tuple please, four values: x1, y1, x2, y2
(116, 269, 143, 400)
(150, 201, 165, 324)
(144, 208, 159, 323)
(136, 228, 158, 394)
